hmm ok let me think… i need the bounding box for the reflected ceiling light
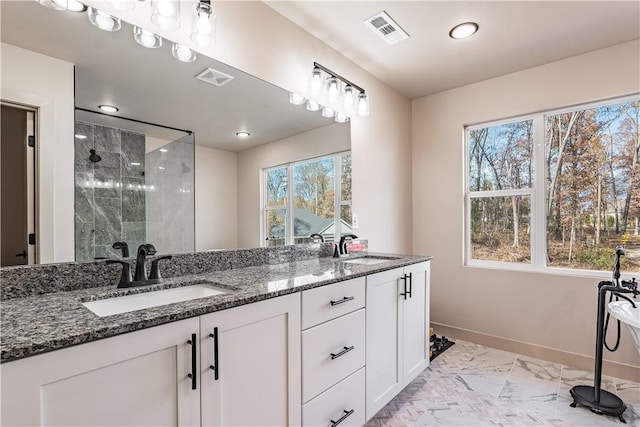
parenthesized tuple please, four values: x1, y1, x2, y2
(159, 148, 168, 153)
(191, 0, 215, 46)
(172, 43, 197, 62)
(88, 7, 121, 31)
(131, 162, 141, 166)
(335, 112, 350, 123)
(306, 100, 321, 112)
(75, 134, 87, 139)
(107, 0, 135, 11)
(151, 0, 180, 30)
(98, 104, 119, 113)
(321, 106, 335, 118)
(289, 92, 306, 105)
(449, 22, 479, 39)
(236, 131, 251, 138)
(134, 26, 163, 48)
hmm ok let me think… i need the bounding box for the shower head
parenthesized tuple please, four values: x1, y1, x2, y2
(89, 149, 101, 163)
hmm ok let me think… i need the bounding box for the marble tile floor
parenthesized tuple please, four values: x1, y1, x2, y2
(366, 340, 640, 427)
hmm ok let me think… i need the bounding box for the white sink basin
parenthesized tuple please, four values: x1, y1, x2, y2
(343, 256, 400, 265)
(608, 300, 640, 354)
(83, 284, 227, 317)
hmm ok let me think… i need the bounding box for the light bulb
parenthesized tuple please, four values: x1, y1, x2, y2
(322, 106, 335, 118)
(66, 0, 86, 11)
(343, 85, 356, 112)
(191, 2, 214, 46)
(172, 43, 197, 62)
(289, 93, 306, 105)
(134, 26, 162, 48)
(157, 0, 173, 16)
(335, 112, 350, 123)
(151, 0, 180, 30)
(306, 100, 321, 112)
(196, 13, 211, 34)
(357, 92, 370, 117)
(88, 7, 121, 31)
(310, 67, 323, 97)
(108, 0, 135, 11)
(326, 77, 340, 102)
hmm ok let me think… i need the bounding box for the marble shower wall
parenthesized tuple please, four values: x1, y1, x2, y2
(74, 121, 146, 260)
(145, 135, 195, 255)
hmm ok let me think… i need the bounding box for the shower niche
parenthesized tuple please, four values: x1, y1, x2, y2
(74, 116, 195, 261)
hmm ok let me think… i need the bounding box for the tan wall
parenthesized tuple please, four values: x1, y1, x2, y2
(0, 43, 75, 263)
(237, 123, 350, 248)
(87, 0, 413, 254)
(412, 40, 640, 378)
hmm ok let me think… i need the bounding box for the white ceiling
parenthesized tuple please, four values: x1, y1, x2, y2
(267, 1, 640, 99)
(1, 1, 335, 152)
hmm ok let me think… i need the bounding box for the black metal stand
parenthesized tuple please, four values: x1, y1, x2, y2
(569, 254, 631, 423)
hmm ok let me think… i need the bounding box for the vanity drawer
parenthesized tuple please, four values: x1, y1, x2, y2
(302, 309, 365, 403)
(302, 367, 365, 427)
(302, 277, 365, 329)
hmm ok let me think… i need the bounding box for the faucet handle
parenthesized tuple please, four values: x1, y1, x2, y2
(150, 255, 172, 280)
(106, 260, 133, 287)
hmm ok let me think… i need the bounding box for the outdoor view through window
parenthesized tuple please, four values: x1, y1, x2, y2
(467, 98, 639, 274)
(264, 152, 352, 246)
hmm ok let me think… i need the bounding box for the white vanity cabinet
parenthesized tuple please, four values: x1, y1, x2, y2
(301, 277, 366, 427)
(199, 293, 301, 427)
(365, 261, 431, 420)
(0, 317, 201, 427)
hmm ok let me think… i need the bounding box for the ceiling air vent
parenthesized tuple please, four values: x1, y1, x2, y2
(364, 11, 410, 45)
(195, 67, 234, 87)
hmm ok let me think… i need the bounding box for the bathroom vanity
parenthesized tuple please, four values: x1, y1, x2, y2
(0, 246, 431, 426)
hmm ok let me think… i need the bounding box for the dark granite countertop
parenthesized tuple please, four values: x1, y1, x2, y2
(1, 253, 430, 363)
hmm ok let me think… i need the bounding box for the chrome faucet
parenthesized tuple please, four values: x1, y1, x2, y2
(134, 244, 157, 282)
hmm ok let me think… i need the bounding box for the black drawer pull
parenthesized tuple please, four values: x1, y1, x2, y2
(330, 409, 354, 427)
(330, 346, 354, 360)
(209, 327, 219, 381)
(187, 333, 197, 390)
(330, 296, 354, 306)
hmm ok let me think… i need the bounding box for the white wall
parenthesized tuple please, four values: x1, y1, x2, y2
(237, 123, 350, 248)
(86, 0, 413, 254)
(412, 40, 640, 377)
(195, 145, 238, 250)
(0, 43, 74, 263)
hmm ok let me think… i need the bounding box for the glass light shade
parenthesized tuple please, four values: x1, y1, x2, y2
(335, 112, 350, 123)
(108, 0, 135, 11)
(321, 106, 335, 118)
(151, 0, 180, 30)
(134, 26, 163, 48)
(310, 67, 323, 97)
(326, 76, 341, 103)
(191, 2, 215, 46)
(306, 100, 321, 112)
(66, 0, 87, 12)
(289, 92, 306, 105)
(343, 85, 356, 113)
(172, 43, 197, 62)
(88, 7, 121, 31)
(357, 92, 370, 117)
(36, 0, 67, 11)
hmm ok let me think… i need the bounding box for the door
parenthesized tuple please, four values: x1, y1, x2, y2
(200, 293, 301, 426)
(1, 104, 35, 266)
(365, 267, 404, 420)
(402, 262, 430, 384)
(1, 318, 200, 426)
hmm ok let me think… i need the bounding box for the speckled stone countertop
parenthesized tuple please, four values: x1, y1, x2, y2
(1, 252, 430, 363)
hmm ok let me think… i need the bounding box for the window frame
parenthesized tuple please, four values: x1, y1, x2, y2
(463, 94, 640, 277)
(262, 151, 351, 246)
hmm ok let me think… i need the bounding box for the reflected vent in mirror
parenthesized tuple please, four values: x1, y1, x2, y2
(195, 67, 234, 87)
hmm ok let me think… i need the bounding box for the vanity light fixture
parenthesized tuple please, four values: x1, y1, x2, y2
(98, 104, 119, 113)
(304, 62, 369, 118)
(191, 0, 215, 46)
(236, 131, 251, 138)
(151, 0, 180, 30)
(88, 7, 122, 31)
(172, 43, 197, 62)
(289, 92, 306, 106)
(134, 26, 163, 48)
(449, 22, 479, 39)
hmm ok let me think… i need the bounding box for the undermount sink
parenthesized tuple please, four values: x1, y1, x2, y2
(608, 300, 640, 354)
(342, 256, 401, 265)
(82, 284, 227, 317)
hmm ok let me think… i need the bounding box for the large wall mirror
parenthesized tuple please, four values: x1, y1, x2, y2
(0, 1, 351, 266)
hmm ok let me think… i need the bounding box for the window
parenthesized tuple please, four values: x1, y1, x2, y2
(466, 97, 640, 275)
(264, 152, 352, 246)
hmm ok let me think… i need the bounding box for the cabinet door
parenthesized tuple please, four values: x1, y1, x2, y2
(200, 293, 301, 427)
(1, 317, 200, 427)
(365, 267, 404, 420)
(402, 261, 430, 385)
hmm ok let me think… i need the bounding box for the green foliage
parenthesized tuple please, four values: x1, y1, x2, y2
(575, 246, 616, 271)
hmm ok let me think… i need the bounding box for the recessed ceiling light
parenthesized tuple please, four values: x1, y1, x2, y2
(449, 22, 479, 39)
(98, 104, 119, 113)
(236, 131, 251, 138)
(131, 162, 141, 166)
(75, 134, 87, 139)
(159, 148, 168, 153)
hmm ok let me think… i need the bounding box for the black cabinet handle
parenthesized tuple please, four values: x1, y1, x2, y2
(330, 346, 354, 360)
(330, 296, 354, 306)
(209, 327, 219, 381)
(400, 273, 413, 299)
(330, 409, 354, 427)
(407, 272, 413, 298)
(187, 333, 197, 390)
(400, 274, 408, 300)
(15, 250, 27, 259)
